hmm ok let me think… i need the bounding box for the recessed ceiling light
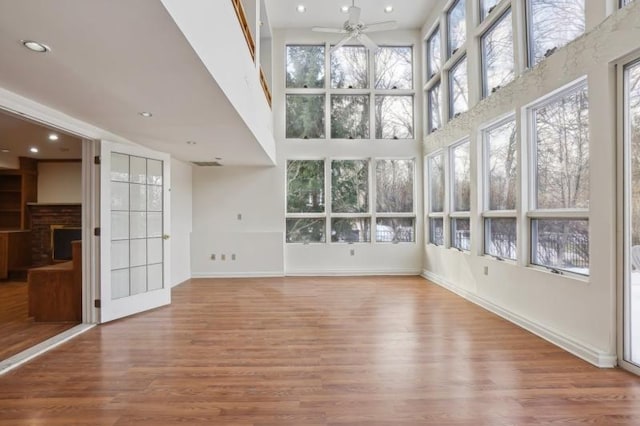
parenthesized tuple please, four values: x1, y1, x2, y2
(1, 149, 9, 153)
(22, 40, 51, 53)
(48, 133, 59, 141)
(186, 141, 197, 145)
(296, 4, 306, 13)
(384, 5, 394, 13)
(29, 147, 39, 153)
(341, 5, 349, 13)
(215, 157, 223, 161)
(139, 112, 153, 118)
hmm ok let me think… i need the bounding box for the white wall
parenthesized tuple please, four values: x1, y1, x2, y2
(37, 161, 82, 203)
(191, 164, 284, 277)
(274, 29, 425, 275)
(170, 158, 193, 286)
(421, 1, 640, 367)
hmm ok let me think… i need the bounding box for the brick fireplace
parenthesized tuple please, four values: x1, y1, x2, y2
(28, 203, 81, 267)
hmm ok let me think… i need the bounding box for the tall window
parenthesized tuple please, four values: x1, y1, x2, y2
(449, 56, 469, 118)
(447, 0, 466, 58)
(426, 27, 441, 79)
(286, 160, 326, 243)
(376, 159, 415, 242)
(527, 0, 585, 67)
(285, 43, 414, 140)
(480, 0, 500, 21)
(481, 9, 514, 97)
(450, 140, 471, 251)
(428, 152, 445, 246)
(483, 116, 517, 260)
(529, 80, 589, 274)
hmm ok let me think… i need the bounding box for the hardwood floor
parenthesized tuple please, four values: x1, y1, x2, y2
(1, 276, 640, 425)
(0, 281, 77, 361)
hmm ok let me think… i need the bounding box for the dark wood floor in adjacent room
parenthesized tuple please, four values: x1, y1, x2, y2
(1, 276, 640, 425)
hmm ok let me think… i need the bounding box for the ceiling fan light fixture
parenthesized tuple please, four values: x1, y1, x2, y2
(341, 5, 349, 13)
(296, 4, 306, 13)
(384, 5, 394, 13)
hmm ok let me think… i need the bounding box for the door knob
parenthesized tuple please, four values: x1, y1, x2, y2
(162, 234, 170, 240)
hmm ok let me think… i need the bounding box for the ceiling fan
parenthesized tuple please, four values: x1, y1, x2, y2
(312, 0, 398, 53)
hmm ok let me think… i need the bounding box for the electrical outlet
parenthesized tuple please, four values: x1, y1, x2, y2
(237, 213, 242, 220)
(484, 266, 489, 276)
(210, 254, 216, 261)
(221, 254, 226, 261)
(231, 253, 236, 261)
(350, 249, 355, 256)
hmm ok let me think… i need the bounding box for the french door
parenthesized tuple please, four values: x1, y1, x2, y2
(99, 141, 171, 323)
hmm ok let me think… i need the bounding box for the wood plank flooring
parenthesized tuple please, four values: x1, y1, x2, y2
(1, 276, 640, 425)
(0, 281, 77, 361)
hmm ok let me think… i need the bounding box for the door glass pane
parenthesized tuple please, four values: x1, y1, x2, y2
(110, 152, 164, 300)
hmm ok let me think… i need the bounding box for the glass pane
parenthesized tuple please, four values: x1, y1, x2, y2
(376, 159, 414, 213)
(111, 182, 129, 211)
(111, 269, 130, 300)
(429, 154, 445, 213)
(286, 95, 325, 139)
(451, 218, 471, 250)
(331, 95, 370, 139)
(130, 212, 147, 239)
(331, 218, 371, 243)
(452, 141, 471, 212)
(376, 218, 415, 242)
(531, 219, 589, 275)
(375, 46, 412, 90)
(482, 9, 514, 97)
(130, 266, 147, 295)
(148, 186, 163, 212)
(484, 217, 517, 260)
(287, 160, 325, 213)
(481, 0, 500, 20)
(111, 153, 129, 182)
(130, 156, 146, 184)
(147, 238, 163, 264)
(147, 159, 163, 185)
(528, 0, 585, 66)
(148, 264, 163, 291)
(375, 96, 414, 139)
(429, 217, 444, 246)
(449, 56, 469, 118)
(286, 218, 326, 243)
(535, 83, 589, 209)
(147, 212, 162, 238)
(111, 240, 129, 270)
(448, 0, 466, 57)
(427, 27, 441, 79)
(428, 82, 442, 132)
(331, 45, 368, 89)
(486, 118, 517, 210)
(130, 184, 146, 211)
(331, 160, 369, 213)
(111, 211, 129, 241)
(286, 45, 325, 88)
(130, 239, 147, 267)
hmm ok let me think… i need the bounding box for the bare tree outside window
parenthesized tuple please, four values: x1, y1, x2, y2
(480, 0, 500, 21)
(286, 95, 325, 139)
(452, 141, 471, 212)
(428, 82, 442, 132)
(376, 159, 414, 213)
(286, 45, 325, 88)
(485, 218, 517, 259)
(486, 118, 517, 211)
(286, 218, 326, 243)
(429, 154, 445, 213)
(527, 0, 585, 66)
(375, 47, 412, 90)
(447, 0, 466, 57)
(331, 160, 369, 213)
(331, 95, 370, 139)
(482, 9, 514, 97)
(534, 84, 589, 209)
(427, 27, 441, 79)
(331, 45, 368, 89)
(287, 160, 325, 213)
(449, 56, 469, 118)
(375, 96, 414, 139)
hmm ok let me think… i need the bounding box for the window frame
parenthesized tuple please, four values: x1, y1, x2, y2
(427, 80, 442, 134)
(449, 138, 471, 251)
(427, 151, 447, 247)
(480, 7, 515, 99)
(375, 158, 417, 243)
(446, 0, 467, 59)
(426, 25, 442, 81)
(285, 158, 328, 244)
(448, 54, 469, 120)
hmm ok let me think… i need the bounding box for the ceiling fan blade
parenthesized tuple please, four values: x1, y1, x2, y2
(348, 6, 361, 25)
(330, 35, 354, 53)
(362, 21, 398, 33)
(312, 26, 347, 33)
(357, 34, 379, 52)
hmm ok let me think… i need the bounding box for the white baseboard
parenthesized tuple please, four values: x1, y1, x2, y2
(191, 271, 285, 278)
(285, 268, 422, 277)
(421, 270, 617, 368)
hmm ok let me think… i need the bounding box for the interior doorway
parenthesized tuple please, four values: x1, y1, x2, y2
(0, 109, 85, 362)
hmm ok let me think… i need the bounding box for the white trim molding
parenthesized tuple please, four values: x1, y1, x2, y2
(191, 272, 285, 279)
(421, 269, 617, 368)
(286, 268, 422, 277)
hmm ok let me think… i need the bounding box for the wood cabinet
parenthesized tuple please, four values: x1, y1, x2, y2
(0, 157, 37, 230)
(0, 230, 31, 279)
